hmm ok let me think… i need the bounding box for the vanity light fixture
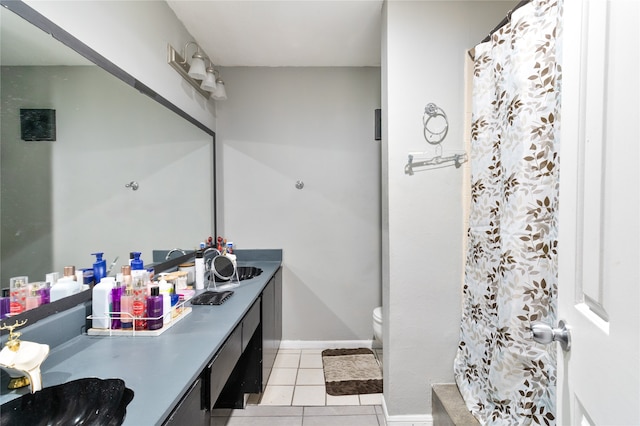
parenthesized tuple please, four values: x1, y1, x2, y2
(167, 42, 227, 100)
(212, 72, 227, 101)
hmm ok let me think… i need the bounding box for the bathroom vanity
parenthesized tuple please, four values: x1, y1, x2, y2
(0, 249, 282, 426)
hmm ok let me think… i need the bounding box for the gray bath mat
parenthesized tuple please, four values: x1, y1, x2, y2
(321, 348, 383, 396)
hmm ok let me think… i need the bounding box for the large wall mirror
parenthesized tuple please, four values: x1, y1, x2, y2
(1, 4, 216, 301)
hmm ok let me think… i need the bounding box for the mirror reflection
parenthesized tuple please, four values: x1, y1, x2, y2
(1, 7, 215, 294)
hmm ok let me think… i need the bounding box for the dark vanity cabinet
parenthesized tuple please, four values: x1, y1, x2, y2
(213, 299, 261, 408)
(214, 267, 283, 408)
(262, 267, 282, 390)
(162, 267, 282, 423)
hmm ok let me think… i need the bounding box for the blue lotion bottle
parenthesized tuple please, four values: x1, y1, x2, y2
(131, 252, 144, 271)
(92, 252, 107, 284)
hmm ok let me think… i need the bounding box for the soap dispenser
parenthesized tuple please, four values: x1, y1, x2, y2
(130, 252, 144, 271)
(92, 252, 107, 284)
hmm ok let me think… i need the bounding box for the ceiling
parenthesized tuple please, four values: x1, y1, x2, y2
(165, 0, 384, 67)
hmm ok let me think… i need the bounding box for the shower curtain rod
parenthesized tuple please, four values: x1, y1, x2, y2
(480, 0, 531, 43)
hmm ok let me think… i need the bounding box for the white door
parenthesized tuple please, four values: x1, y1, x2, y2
(557, 1, 639, 425)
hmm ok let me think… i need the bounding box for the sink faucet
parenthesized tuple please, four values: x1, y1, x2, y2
(165, 248, 187, 260)
(0, 320, 50, 393)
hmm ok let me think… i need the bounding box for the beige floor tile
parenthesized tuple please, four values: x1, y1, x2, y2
(295, 368, 325, 385)
(277, 348, 302, 354)
(260, 385, 294, 406)
(268, 367, 298, 385)
(300, 352, 324, 368)
(304, 406, 377, 416)
(302, 415, 379, 426)
(258, 345, 384, 409)
(325, 394, 361, 406)
(292, 385, 326, 406)
(210, 416, 302, 426)
(273, 352, 300, 369)
(225, 406, 304, 417)
(359, 393, 383, 405)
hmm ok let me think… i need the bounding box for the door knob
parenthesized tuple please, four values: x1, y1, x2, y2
(530, 320, 571, 351)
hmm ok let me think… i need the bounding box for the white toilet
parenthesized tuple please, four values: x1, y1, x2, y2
(372, 306, 383, 345)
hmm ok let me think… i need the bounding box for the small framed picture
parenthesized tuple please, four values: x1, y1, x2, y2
(20, 109, 56, 141)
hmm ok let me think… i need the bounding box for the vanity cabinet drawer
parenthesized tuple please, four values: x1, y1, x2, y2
(208, 325, 242, 409)
(163, 377, 206, 426)
(242, 298, 261, 351)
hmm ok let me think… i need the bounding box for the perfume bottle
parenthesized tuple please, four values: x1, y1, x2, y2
(121, 265, 132, 288)
(120, 287, 134, 329)
(25, 287, 41, 311)
(9, 277, 28, 315)
(132, 270, 148, 330)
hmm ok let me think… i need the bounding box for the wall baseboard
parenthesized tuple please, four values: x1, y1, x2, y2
(280, 340, 374, 350)
(382, 397, 434, 426)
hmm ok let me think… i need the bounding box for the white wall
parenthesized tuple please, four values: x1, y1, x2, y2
(216, 67, 381, 341)
(23, 0, 216, 131)
(382, 1, 511, 421)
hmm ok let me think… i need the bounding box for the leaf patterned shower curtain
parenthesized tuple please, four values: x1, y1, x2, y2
(454, 0, 562, 424)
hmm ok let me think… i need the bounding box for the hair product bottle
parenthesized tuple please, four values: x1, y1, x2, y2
(111, 283, 123, 329)
(39, 282, 51, 305)
(0, 289, 10, 319)
(194, 250, 205, 290)
(159, 279, 172, 325)
(146, 286, 163, 331)
(92, 277, 115, 329)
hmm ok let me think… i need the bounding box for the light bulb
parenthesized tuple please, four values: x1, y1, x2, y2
(213, 79, 227, 100)
(200, 68, 217, 92)
(187, 52, 206, 80)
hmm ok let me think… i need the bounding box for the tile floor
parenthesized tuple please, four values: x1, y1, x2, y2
(211, 347, 386, 425)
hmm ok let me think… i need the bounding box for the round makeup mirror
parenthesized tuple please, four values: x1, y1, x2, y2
(212, 255, 236, 281)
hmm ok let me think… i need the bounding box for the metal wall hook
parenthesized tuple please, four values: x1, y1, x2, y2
(125, 181, 139, 191)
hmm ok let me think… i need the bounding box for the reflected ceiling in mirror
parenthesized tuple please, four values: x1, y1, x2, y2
(1, 4, 215, 289)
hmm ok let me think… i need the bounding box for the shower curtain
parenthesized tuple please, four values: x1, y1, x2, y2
(454, 0, 562, 424)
